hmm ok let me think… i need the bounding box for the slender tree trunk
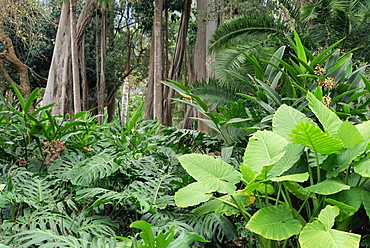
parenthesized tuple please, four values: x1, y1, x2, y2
(98, 5, 107, 123)
(144, 38, 154, 120)
(70, 0, 81, 114)
(153, 0, 164, 123)
(121, 76, 130, 125)
(163, 0, 192, 126)
(79, 33, 89, 111)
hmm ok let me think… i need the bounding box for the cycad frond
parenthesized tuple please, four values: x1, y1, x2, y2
(209, 14, 285, 53)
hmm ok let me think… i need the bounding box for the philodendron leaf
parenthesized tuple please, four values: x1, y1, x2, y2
(178, 154, 241, 194)
(304, 180, 350, 195)
(356, 120, 370, 141)
(361, 190, 370, 219)
(273, 104, 315, 140)
(175, 182, 213, 208)
(307, 91, 342, 136)
(268, 172, 309, 183)
(192, 192, 252, 216)
(289, 122, 343, 155)
(246, 205, 302, 240)
(336, 121, 365, 148)
(130, 220, 155, 247)
(353, 158, 370, 177)
(244, 130, 288, 173)
(299, 206, 361, 248)
(267, 144, 304, 178)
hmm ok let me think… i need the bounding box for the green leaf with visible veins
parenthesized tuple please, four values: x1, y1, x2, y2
(289, 122, 343, 155)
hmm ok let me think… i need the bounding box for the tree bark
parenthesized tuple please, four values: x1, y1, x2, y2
(162, 0, 192, 126)
(43, 0, 97, 115)
(98, 5, 107, 124)
(70, 0, 81, 114)
(0, 18, 30, 97)
(153, 0, 164, 123)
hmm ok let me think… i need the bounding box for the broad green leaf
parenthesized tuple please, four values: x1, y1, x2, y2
(361, 190, 370, 219)
(329, 187, 362, 210)
(284, 182, 311, 200)
(267, 144, 304, 177)
(353, 158, 370, 177)
(246, 205, 302, 240)
(307, 92, 342, 136)
(178, 154, 241, 194)
(299, 206, 360, 248)
(323, 142, 367, 178)
(356, 120, 370, 141)
(304, 180, 350, 195)
(268, 172, 309, 183)
(239, 165, 258, 183)
(130, 221, 155, 247)
(324, 199, 357, 213)
(243, 131, 288, 173)
(273, 104, 315, 140)
(192, 192, 251, 216)
(174, 182, 213, 207)
(336, 121, 365, 148)
(289, 122, 343, 155)
(156, 226, 175, 248)
(169, 232, 209, 248)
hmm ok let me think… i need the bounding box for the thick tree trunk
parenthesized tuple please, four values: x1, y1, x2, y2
(98, 5, 107, 124)
(43, 0, 97, 115)
(0, 18, 30, 97)
(162, 0, 192, 126)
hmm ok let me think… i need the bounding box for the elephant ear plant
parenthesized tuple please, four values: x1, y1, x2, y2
(174, 91, 370, 248)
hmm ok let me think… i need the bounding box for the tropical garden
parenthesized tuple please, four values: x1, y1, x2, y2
(1, 0, 370, 247)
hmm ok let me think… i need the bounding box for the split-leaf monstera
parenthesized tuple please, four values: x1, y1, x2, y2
(174, 91, 370, 247)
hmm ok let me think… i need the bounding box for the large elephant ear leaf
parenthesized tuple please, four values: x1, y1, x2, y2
(307, 92, 342, 136)
(243, 130, 288, 173)
(336, 121, 364, 148)
(246, 205, 302, 240)
(288, 122, 343, 155)
(174, 182, 213, 208)
(178, 154, 241, 195)
(356, 120, 370, 141)
(273, 104, 315, 140)
(299, 205, 361, 248)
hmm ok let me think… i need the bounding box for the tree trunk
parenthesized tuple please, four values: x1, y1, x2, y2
(144, 38, 155, 120)
(70, 0, 81, 114)
(43, 0, 97, 115)
(0, 18, 30, 97)
(192, 0, 218, 131)
(79, 32, 89, 111)
(162, 0, 192, 126)
(98, 5, 107, 124)
(121, 76, 130, 125)
(153, 0, 164, 123)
